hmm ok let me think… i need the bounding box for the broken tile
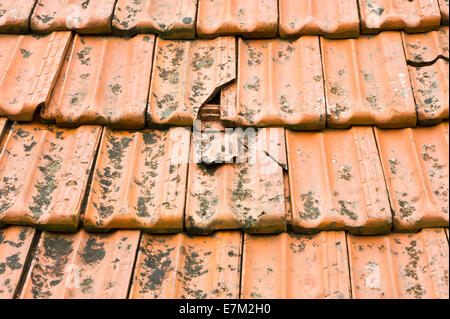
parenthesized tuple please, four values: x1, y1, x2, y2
(0, 122, 102, 231)
(439, 0, 449, 24)
(41, 34, 155, 129)
(0, 226, 35, 299)
(130, 231, 242, 299)
(347, 229, 449, 299)
(31, 0, 117, 34)
(375, 123, 449, 231)
(409, 59, 449, 124)
(279, 0, 360, 38)
(228, 37, 325, 129)
(21, 229, 140, 299)
(84, 127, 190, 232)
(286, 127, 392, 234)
(186, 128, 286, 234)
(0, 32, 72, 121)
(112, 0, 197, 38)
(197, 0, 278, 38)
(0, 0, 37, 33)
(148, 37, 235, 126)
(241, 231, 350, 299)
(402, 26, 449, 63)
(358, 0, 441, 34)
(321, 32, 417, 128)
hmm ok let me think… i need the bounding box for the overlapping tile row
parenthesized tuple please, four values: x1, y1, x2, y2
(375, 122, 449, 232)
(130, 231, 242, 299)
(0, 32, 72, 121)
(402, 26, 449, 63)
(41, 34, 155, 129)
(348, 229, 449, 298)
(0, 226, 35, 299)
(286, 127, 392, 234)
(0, 122, 102, 231)
(0, 0, 37, 33)
(279, 0, 360, 38)
(20, 229, 140, 299)
(30, 0, 117, 34)
(84, 127, 190, 232)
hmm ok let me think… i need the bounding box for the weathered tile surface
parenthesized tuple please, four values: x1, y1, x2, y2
(439, 0, 449, 24)
(148, 37, 235, 126)
(375, 123, 449, 231)
(0, 226, 35, 299)
(31, 0, 117, 34)
(130, 231, 242, 299)
(0, 122, 102, 231)
(358, 0, 441, 34)
(0, 32, 72, 121)
(321, 32, 416, 128)
(21, 229, 140, 299)
(241, 231, 350, 299)
(286, 127, 392, 234)
(197, 0, 278, 38)
(84, 127, 190, 232)
(279, 0, 360, 38)
(0, 0, 37, 33)
(402, 26, 449, 63)
(347, 229, 449, 299)
(112, 0, 197, 38)
(41, 34, 155, 129)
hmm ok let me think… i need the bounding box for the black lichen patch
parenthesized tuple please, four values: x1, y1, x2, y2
(338, 165, 352, 181)
(180, 246, 209, 299)
(76, 47, 93, 65)
(298, 191, 320, 220)
(398, 194, 419, 218)
(20, 49, 33, 59)
(80, 237, 106, 265)
(389, 158, 400, 175)
(403, 240, 426, 298)
(334, 200, 358, 221)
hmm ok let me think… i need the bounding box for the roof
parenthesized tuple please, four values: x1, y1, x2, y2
(0, 0, 448, 299)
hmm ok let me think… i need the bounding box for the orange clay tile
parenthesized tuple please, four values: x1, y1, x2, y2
(321, 32, 416, 128)
(286, 127, 392, 234)
(0, 122, 102, 232)
(0, 226, 35, 299)
(402, 26, 449, 63)
(227, 37, 325, 129)
(374, 123, 449, 231)
(130, 231, 242, 299)
(0, 32, 72, 121)
(0, 117, 7, 138)
(41, 34, 155, 129)
(84, 127, 190, 232)
(241, 231, 350, 299)
(30, 0, 117, 34)
(148, 37, 235, 126)
(196, 0, 278, 38)
(0, 0, 36, 33)
(408, 60, 449, 124)
(112, 0, 197, 38)
(358, 0, 441, 34)
(439, 0, 449, 24)
(21, 229, 140, 299)
(347, 229, 449, 299)
(186, 128, 286, 234)
(279, 0, 360, 38)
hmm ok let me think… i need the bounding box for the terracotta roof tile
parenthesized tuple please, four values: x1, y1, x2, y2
(321, 32, 417, 128)
(286, 127, 392, 234)
(21, 229, 140, 299)
(30, 0, 117, 34)
(409, 60, 449, 124)
(229, 37, 325, 129)
(148, 37, 235, 126)
(0, 117, 7, 138)
(196, 0, 278, 38)
(0, 32, 72, 121)
(438, 0, 449, 24)
(0, 0, 36, 33)
(241, 231, 350, 299)
(41, 34, 155, 129)
(186, 128, 286, 234)
(358, 0, 442, 34)
(374, 122, 449, 231)
(279, 0, 360, 39)
(84, 127, 190, 232)
(112, 0, 197, 38)
(347, 229, 449, 299)
(0, 122, 102, 231)
(0, 226, 35, 299)
(402, 26, 449, 63)
(130, 231, 242, 299)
